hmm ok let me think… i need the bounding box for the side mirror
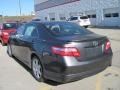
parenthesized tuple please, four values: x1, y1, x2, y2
(10, 32, 16, 36)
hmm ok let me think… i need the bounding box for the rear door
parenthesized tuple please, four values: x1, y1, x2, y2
(18, 23, 39, 65)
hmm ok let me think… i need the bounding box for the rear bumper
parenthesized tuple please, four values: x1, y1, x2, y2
(79, 22, 90, 26)
(44, 54, 112, 83)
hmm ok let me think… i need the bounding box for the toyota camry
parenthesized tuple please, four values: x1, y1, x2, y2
(7, 21, 113, 83)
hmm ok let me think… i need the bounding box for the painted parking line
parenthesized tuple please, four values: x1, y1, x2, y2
(38, 84, 53, 90)
(95, 74, 103, 90)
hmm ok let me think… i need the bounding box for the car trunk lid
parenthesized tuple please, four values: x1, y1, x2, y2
(55, 34, 108, 61)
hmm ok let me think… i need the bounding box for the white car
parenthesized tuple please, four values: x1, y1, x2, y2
(68, 16, 91, 28)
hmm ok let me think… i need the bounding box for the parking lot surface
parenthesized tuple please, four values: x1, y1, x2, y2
(0, 28, 120, 90)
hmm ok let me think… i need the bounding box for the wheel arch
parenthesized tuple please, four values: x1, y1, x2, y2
(30, 53, 44, 69)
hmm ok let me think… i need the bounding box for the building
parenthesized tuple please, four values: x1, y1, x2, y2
(34, 0, 120, 26)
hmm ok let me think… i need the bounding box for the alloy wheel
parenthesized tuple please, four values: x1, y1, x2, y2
(32, 57, 43, 81)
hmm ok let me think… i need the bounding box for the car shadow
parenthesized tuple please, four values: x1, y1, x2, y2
(11, 56, 62, 86)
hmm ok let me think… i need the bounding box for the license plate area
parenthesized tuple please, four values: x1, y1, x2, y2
(85, 45, 103, 58)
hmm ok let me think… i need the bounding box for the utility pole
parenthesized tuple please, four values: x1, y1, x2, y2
(19, 0, 22, 16)
(0, 11, 4, 22)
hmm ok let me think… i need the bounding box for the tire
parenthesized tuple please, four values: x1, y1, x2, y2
(7, 44, 13, 57)
(31, 57, 44, 82)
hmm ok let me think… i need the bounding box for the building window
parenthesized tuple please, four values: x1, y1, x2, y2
(112, 13, 119, 17)
(87, 14, 96, 18)
(59, 14, 66, 21)
(87, 15, 91, 18)
(49, 13, 55, 21)
(45, 17, 47, 20)
(60, 17, 66, 20)
(104, 13, 119, 18)
(91, 14, 96, 18)
(50, 18, 55, 21)
(104, 13, 111, 18)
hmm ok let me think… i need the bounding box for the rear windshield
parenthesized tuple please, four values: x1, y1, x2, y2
(44, 22, 92, 36)
(3, 23, 18, 30)
(80, 16, 88, 19)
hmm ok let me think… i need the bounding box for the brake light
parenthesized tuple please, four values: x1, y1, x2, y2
(52, 46, 80, 56)
(105, 41, 111, 51)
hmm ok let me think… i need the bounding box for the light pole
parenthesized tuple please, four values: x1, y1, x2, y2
(19, 0, 22, 16)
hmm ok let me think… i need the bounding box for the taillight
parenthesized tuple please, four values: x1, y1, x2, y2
(105, 41, 111, 51)
(52, 46, 80, 57)
(3, 32, 9, 35)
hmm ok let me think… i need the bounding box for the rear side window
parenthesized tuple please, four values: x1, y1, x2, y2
(44, 22, 92, 36)
(24, 25, 39, 38)
(80, 16, 88, 19)
(3, 23, 18, 29)
(17, 25, 25, 35)
(70, 17, 78, 20)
